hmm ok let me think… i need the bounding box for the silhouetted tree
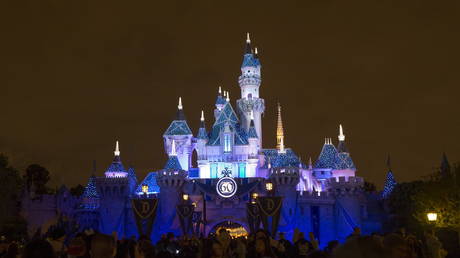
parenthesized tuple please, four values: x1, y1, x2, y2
(70, 184, 85, 197)
(25, 164, 50, 194)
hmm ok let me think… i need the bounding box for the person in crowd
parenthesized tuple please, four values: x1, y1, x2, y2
(90, 233, 116, 258)
(22, 238, 56, 258)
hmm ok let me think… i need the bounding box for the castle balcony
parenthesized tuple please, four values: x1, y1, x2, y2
(238, 75, 261, 87)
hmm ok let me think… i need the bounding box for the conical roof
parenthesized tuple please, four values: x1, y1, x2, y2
(82, 175, 100, 199)
(314, 140, 339, 169)
(164, 155, 183, 170)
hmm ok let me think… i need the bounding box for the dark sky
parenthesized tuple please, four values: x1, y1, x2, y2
(1, 0, 459, 189)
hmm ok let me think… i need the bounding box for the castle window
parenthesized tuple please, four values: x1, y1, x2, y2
(211, 163, 218, 178)
(239, 163, 246, 178)
(224, 134, 232, 153)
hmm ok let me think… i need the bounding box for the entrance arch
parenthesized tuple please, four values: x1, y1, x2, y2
(210, 221, 248, 238)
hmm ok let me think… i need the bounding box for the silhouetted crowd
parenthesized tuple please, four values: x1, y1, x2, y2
(0, 227, 448, 258)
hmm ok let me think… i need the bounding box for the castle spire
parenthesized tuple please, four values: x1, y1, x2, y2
(226, 91, 230, 102)
(276, 103, 285, 153)
(338, 124, 345, 141)
(178, 97, 183, 110)
(200, 110, 205, 122)
(245, 32, 252, 54)
(218, 86, 222, 95)
(114, 141, 120, 156)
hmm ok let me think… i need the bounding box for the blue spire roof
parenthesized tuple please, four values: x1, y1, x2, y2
(164, 120, 193, 136)
(314, 142, 339, 169)
(208, 102, 248, 146)
(164, 155, 183, 170)
(248, 120, 258, 138)
(197, 127, 208, 140)
(215, 95, 226, 105)
(241, 54, 258, 68)
(336, 152, 356, 170)
(136, 172, 160, 194)
(106, 155, 126, 173)
(261, 149, 301, 168)
(82, 175, 99, 199)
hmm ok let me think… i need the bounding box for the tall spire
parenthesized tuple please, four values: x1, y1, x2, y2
(276, 103, 285, 153)
(175, 97, 186, 120)
(218, 86, 222, 95)
(114, 141, 120, 156)
(245, 32, 252, 54)
(338, 124, 345, 141)
(170, 140, 177, 156)
(178, 97, 183, 110)
(440, 152, 451, 178)
(200, 110, 205, 122)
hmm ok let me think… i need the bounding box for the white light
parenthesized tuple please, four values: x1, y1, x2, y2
(114, 141, 120, 156)
(201, 110, 205, 121)
(246, 32, 250, 43)
(427, 212, 438, 222)
(339, 124, 345, 141)
(178, 97, 183, 110)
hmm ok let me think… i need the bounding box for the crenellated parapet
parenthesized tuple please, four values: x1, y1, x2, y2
(269, 167, 300, 186)
(325, 176, 364, 195)
(156, 170, 188, 189)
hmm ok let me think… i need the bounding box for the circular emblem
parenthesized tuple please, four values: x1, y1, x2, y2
(216, 177, 237, 198)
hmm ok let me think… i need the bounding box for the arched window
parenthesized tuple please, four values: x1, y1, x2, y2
(248, 93, 252, 99)
(191, 149, 198, 168)
(224, 134, 232, 153)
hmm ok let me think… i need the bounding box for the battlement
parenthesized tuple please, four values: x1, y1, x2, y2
(298, 190, 335, 200)
(157, 169, 187, 188)
(325, 176, 364, 195)
(269, 167, 300, 186)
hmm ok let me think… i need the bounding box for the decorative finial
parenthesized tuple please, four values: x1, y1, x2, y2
(218, 86, 222, 95)
(178, 97, 183, 110)
(308, 157, 313, 169)
(246, 32, 251, 43)
(170, 139, 177, 156)
(255, 47, 258, 55)
(114, 141, 120, 156)
(226, 91, 230, 102)
(338, 124, 345, 141)
(276, 103, 285, 153)
(200, 110, 205, 122)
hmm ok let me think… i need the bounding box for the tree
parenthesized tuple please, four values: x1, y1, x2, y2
(70, 184, 85, 197)
(382, 171, 397, 198)
(363, 181, 376, 193)
(25, 164, 50, 194)
(0, 154, 25, 238)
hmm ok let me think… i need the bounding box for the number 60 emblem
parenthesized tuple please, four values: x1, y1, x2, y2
(216, 177, 237, 198)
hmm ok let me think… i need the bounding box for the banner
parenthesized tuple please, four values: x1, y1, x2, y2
(246, 202, 261, 234)
(131, 198, 158, 237)
(256, 197, 283, 237)
(177, 204, 195, 236)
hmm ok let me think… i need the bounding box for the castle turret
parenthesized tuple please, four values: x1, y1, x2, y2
(163, 97, 193, 171)
(237, 33, 265, 147)
(247, 112, 259, 176)
(156, 142, 188, 237)
(334, 125, 356, 178)
(313, 138, 338, 190)
(105, 141, 128, 178)
(196, 111, 210, 178)
(214, 87, 226, 119)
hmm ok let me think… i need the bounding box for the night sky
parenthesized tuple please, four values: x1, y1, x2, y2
(1, 1, 459, 189)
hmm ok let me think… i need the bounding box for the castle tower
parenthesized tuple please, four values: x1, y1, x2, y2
(334, 125, 356, 177)
(75, 173, 101, 231)
(276, 104, 286, 153)
(214, 87, 226, 119)
(196, 112, 210, 178)
(313, 138, 337, 190)
(105, 141, 128, 178)
(163, 97, 193, 171)
(156, 145, 187, 237)
(247, 112, 259, 177)
(237, 33, 265, 147)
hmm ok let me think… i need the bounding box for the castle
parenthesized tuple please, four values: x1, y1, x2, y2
(21, 34, 385, 246)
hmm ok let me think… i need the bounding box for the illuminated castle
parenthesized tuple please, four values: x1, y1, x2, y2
(21, 34, 385, 246)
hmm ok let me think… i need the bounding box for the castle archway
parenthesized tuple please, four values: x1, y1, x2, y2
(209, 221, 248, 238)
